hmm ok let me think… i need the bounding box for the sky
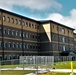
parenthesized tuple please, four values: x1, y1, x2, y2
(0, 0, 76, 32)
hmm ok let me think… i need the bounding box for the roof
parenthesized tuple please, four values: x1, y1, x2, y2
(0, 8, 39, 23)
(40, 20, 75, 30)
(0, 8, 75, 30)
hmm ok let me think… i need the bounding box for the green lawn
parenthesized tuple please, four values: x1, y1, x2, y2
(54, 61, 76, 69)
(1, 70, 36, 75)
(40, 72, 76, 75)
(1, 61, 76, 69)
(1, 61, 76, 75)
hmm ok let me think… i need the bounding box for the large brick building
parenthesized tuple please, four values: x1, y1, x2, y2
(0, 8, 76, 60)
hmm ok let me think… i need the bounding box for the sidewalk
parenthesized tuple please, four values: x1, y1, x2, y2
(50, 69, 76, 73)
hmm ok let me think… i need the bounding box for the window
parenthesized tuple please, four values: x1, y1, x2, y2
(29, 33, 31, 38)
(3, 16, 6, 21)
(7, 17, 10, 22)
(4, 29, 6, 34)
(57, 26, 59, 31)
(29, 23, 31, 27)
(0, 29, 1, 34)
(0, 42, 2, 47)
(8, 43, 11, 48)
(62, 37, 65, 42)
(23, 33, 25, 37)
(30, 44, 32, 49)
(37, 26, 39, 29)
(63, 46, 65, 51)
(19, 20, 21, 25)
(32, 24, 34, 28)
(53, 25, 54, 29)
(8, 29, 10, 35)
(12, 43, 15, 48)
(35, 25, 36, 29)
(32, 34, 34, 39)
(22, 21, 25, 26)
(62, 28, 65, 34)
(16, 19, 18, 24)
(19, 32, 21, 37)
(16, 32, 18, 36)
(4, 43, 6, 48)
(20, 43, 22, 49)
(26, 44, 29, 49)
(12, 18, 14, 23)
(12, 31, 14, 36)
(16, 43, 19, 48)
(26, 22, 28, 27)
(23, 44, 26, 49)
(26, 33, 29, 38)
(36, 45, 38, 49)
(33, 45, 35, 49)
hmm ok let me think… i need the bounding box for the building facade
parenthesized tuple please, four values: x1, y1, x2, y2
(0, 9, 76, 60)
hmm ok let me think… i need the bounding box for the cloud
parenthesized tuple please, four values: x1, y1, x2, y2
(0, 0, 62, 10)
(46, 9, 76, 32)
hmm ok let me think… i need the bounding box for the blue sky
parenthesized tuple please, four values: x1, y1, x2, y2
(0, 0, 76, 31)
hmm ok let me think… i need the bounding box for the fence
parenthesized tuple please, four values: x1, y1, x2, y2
(0, 56, 76, 75)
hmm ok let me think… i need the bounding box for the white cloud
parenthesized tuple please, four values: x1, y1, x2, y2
(46, 9, 76, 32)
(0, 0, 62, 10)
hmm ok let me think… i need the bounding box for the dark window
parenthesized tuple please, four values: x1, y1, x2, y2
(32, 34, 34, 39)
(23, 33, 25, 37)
(0, 29, 2, 34)
(29, 23, 31, 27)
(32, 24, 34, 28)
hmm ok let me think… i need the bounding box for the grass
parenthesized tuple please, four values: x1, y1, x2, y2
(1, 61, 76, 75)
(1, 61, 76, 69)
(54, 61, 76, 69)
(1, 70, 36, 75)
(39, 72, 76, 75)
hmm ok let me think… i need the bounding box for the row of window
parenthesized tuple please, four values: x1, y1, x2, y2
(2, 16, 39, 29)
(0, 42, 39, 49)
(52, 33, 73, 44)
(53, 25, 73, 34)
(0, 29, 39, 39)
(53, 44, 66, 51)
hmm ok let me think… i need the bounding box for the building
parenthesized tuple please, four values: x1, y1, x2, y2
(0, 8, 76, 60)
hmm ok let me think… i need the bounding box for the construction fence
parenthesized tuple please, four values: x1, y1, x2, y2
(0, 56, 75, 75)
